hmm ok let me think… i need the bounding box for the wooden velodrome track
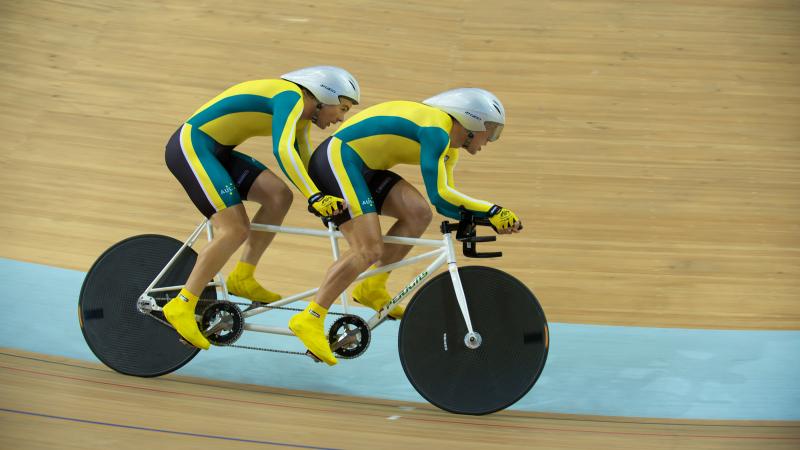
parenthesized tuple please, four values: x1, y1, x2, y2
(1, 0, 799, 448)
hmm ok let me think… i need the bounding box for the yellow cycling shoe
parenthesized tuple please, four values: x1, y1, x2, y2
(352, 272, 404, 320)
(288, 302, 337, 366)
(162, 290, 210, 350)
(227, 273, 282, 303)
(226, 261, 281, 303)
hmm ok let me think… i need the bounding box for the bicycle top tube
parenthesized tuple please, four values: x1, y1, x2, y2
(249, 223, 444, 248)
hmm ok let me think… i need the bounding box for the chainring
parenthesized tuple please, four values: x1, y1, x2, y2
(327, 315, 371, 359)
(201, 301, 244, 346)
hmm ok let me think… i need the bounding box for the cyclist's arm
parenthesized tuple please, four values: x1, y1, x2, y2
(419, 129, 494, 219)
(294, 119, 314, 168)
(271, 92, 320, 199)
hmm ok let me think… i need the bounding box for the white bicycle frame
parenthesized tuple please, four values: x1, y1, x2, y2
(138, 219, 479, 341)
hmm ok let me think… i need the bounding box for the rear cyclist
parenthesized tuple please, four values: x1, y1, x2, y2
(292, 88, 523, 365)
(163, 66, 358, 350)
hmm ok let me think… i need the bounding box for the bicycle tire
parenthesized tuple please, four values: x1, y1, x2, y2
(79, 234, 216, 377)
(398, 266, 548, 415)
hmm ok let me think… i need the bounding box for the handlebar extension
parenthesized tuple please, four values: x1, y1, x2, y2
(440, 209, 503, 258)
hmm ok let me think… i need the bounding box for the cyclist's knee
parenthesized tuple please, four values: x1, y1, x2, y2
(274, 184, 293, 211)
(355, 242, 383, 268)
(218, 220, 250, 245)
(396, 201, 431, 233)
(408, 202, 433, 228)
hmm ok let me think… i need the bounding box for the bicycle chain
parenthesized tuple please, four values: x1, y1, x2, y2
(233, 301, 351, 317)
(158, 297, 353, 317)
(146, 298, 352, 357)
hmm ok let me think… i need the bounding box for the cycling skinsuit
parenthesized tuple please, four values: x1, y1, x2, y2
(165, 79, 320, 218)
(307, 100, 494, 225)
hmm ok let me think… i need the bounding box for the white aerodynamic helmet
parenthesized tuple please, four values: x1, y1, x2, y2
(423, 88, 505, 141)
(281, 65, 360, 106)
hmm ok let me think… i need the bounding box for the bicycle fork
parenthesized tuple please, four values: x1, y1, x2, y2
(443, 233, 482, 349)
(364, 231, 479, 349)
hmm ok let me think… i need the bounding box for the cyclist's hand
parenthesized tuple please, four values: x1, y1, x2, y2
(308, 192, 344, 217)
(488, 205, 522, 234)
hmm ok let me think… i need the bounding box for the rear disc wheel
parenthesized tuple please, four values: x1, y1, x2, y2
(79, 234, 217, 377)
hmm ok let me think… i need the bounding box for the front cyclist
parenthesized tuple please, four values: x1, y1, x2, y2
(163, 66, 358, 350)
(291, 88, 523, 365)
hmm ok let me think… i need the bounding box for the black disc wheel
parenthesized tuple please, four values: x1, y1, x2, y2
(398, 266, 548, 415)
(79, 234, 217, 377)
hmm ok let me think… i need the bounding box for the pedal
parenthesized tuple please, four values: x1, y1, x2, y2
(305, 350, 323, 363)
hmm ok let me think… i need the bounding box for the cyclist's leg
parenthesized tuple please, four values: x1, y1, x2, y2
(312, 136, 384, 298)
(351, 175, 430, 319)
(164, 205, 249, 350)
(376, 179, 433, 265)
(183, 205, 250, 295)
(163, 124, 250, 349)
(289, 137, 382, 365)
(223, 152, 291, 302)
(227, 151, 293, 266)
(239, 169, 292, 264)
(315, 213, 383, 309)
(289, 213, 382, 365)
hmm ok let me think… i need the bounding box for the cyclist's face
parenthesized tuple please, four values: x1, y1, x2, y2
(315, 98, 354, 129)
(463, 123, 501, 155)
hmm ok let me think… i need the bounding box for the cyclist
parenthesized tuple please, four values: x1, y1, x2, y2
(291, 88, 522, 365)
(163, 66, 358, 350)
